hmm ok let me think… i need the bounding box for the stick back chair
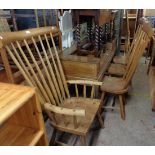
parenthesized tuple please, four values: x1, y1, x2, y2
(100, 18, 154, 120)
(0, 27, 104, 146)
(0, 10, 62, 84)
(112, 10, 131, 65)
(107, 20, 146, 77)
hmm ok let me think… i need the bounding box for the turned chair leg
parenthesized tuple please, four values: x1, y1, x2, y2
(122, 95, 126, 105)
(49, 128, 57, 146)
(97, 112, 104, 128)
(111, 95, 116, 111)
(118, 94, 125, 120)
(80, 135, 87, 146)
(99, 92, 106, 113)
(95, 86, 99, 98)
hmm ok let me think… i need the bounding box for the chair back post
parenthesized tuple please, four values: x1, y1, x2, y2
(126, 24, 141, 58)
(0, 47, 14, 83)
(125, 10, 130, 54)
(34, 10, 39, 28)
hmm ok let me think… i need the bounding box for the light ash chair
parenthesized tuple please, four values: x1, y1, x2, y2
(0, 27, 104, 146)
(112, 10, 130, 65)
(101, 18, 154, 120)
(108, 19, 147, 77)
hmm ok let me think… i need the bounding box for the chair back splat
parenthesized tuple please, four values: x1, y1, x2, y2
(0, 27, 70, 106)
(123, 18, 154, 87)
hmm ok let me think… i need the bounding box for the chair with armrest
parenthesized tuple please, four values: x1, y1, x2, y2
(0, 27, 104, 146)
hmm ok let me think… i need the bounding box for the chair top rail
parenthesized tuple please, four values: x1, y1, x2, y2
(0, 26, 59, 47)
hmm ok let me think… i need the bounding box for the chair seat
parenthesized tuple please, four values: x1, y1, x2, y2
(103, 76, 123, 82)
(51, 97, 100, 135)
(108, 63, 126, 76)
(113, 55, 127, 65)
(101, 76, 128, 94)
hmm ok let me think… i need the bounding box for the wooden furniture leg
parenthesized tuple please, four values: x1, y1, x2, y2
(80, 135, 87, 146)
(0, 48, 14, 83)
(97, 112, 104, 128)
(49, 128, 57, 146)
(99, 92, 106, 113)
(122, 95, 126, 105)
(118, 95, 125, 120)
(111, 95, 116, 111)
(95, 86, 99, 98)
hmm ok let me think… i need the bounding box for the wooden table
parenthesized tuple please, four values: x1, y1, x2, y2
(61, 40, 116, 81)
(0, 82, 48, 146)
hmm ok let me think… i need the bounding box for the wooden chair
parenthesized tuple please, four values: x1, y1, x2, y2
(34, 9, 60, 30)
(112, 10, 130, 65)
(0, 27, 104, 146)
(100, 18, 154, 120)
(107, 21, 144, 77)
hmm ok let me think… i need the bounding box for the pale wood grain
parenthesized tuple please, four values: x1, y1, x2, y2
(0, 82, 48, 146)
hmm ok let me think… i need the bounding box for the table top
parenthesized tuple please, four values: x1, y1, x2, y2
(0, 82, 35, 125)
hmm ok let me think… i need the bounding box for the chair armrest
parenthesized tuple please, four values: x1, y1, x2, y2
(67, 80, 103, 86)
(44, 103, 86, 117)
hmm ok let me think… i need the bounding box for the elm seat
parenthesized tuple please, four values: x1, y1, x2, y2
(108, 63, 126, 76)
(101, 76, 128, 120)
(103, 76, 123, 82)
(50, 97, 100, 135)
(101, 76, 128, 94)
(113, 55, 127, 65)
